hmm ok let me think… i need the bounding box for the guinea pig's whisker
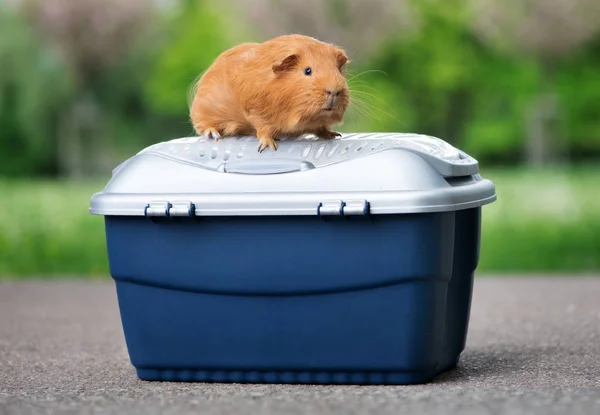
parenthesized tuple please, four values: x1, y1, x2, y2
(347, 100, 378, 120)
(348, 79, 392, 94)
(348, 93, 406, 126)
(348, 94, 378, 111)
(348, 84, 379, 91)
(347, 83, 377, 92)
(346, 109, 371, 122)
(348, 79, 401, 124)
(344, 106, 368, 123)
(347, 100, 370, 114)
(350, 92, 398, 119)
(348, 97, 382, 118)
(349, 89, 390, 106)
(348, 82, 384, 95)
(346, 69, 389, 82)
(349, 96, 376, 111)
(347, 78, 377, 85)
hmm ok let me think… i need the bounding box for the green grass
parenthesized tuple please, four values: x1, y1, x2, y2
(1, 165, 599, 278)
(477, 165, 600, 272)
(0, 179, 109, 278)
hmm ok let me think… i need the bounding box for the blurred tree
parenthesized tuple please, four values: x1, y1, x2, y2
(143, 0, 251, 130)
(221, 0, 415, 60)
(20, 0, 156, 177)
(0, 9, 72, 176)
(557, 36, 600, 161)
(2, 0, 600, 177)
(333, 0, 600, 165)
(466, 0, 600, 165)
(348, 0, 486, 146)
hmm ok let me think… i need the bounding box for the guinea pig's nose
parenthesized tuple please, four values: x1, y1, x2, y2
(326, 89, 342, 97)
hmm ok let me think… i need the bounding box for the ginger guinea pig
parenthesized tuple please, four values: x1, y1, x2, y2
(189, 34, 351, 152)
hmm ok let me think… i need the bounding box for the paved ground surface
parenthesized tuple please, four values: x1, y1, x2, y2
(1, 276, 599, 415)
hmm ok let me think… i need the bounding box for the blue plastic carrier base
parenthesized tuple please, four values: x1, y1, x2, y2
(90, 134, 496, 385)
(105, 208, 480, 385)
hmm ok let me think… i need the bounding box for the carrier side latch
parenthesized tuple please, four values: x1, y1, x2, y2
(317, 199, 370, 217)
(343, 200, 371, 216)
(317, 200, 344, 216)
(144, 200, 195, 218)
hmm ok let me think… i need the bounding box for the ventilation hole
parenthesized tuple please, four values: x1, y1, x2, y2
(287, 145, 296, 154)
(327, 144, 340, 157)
(223, 150, 231, 161)
(340, 144, 353, 155)
(199, 149, 206, 158)
(355, 141, 369, 153)
(302, 145, 312, 158)
(211, 148, 218, 159)
(315, 144, 326, 159)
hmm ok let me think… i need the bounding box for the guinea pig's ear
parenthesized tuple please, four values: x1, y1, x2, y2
(337, 50, 350, 69)
(272, 54, 299, 74)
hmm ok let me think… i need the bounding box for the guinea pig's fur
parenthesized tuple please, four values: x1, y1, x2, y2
(189, 34, 350, 152)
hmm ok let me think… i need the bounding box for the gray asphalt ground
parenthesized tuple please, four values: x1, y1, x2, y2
(1, 276, 599, 415)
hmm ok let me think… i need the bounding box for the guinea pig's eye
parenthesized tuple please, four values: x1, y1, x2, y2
(304, 67, 312, 76)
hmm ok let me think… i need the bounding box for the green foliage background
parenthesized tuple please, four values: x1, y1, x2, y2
(0, 0, 599, 276)
(2, 0, 600, 174)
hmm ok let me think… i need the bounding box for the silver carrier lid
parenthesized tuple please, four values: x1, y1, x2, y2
(89, 133, 496, 217)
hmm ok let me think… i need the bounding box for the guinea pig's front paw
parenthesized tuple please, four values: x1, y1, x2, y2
(257, 136, 278, 153)
(315, 129, 342, 140)
(201, 127, 222, 141)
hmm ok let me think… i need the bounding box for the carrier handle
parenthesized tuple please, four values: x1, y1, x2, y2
(217, 158, 315, 175)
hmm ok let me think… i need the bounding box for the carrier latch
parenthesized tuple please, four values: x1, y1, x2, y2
(317, 199, 370, 217)
(343, 200, 371, 216)
(144, 200, 195, 218)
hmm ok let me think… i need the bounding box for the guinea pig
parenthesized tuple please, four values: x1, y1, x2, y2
(189, 34, 351, 152)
